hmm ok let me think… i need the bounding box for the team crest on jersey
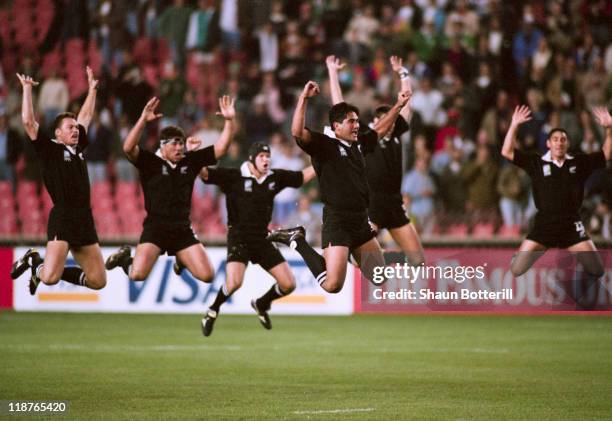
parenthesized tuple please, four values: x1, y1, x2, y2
(269, 181, 275, 191)
(569, 166, 576, 174)
(180, 166, 187, 174)
(244, 179, 253, 192)
(542, 164, 551, 176)
(162, 166, 169, 175)
(78, 152, 85, 160)
(63, 151, 71, 162)
(338, 145, 347, 156)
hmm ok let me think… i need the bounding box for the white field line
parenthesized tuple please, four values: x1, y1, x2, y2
(293, 408, 375, 415)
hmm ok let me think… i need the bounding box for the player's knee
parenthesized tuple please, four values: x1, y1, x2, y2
(321, 277, 343, 294)
(279, 281, 295, 294)
(510, 264, 527, 278)
(87, 277, 107, 290)
(226, 277, 243, 293)
(586, 265, 605, 279)
(196, 266, 214, 283)
(41, 274, 60, 285)
(129, 269, 148, 282)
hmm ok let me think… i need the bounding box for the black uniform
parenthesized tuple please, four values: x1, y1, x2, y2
(205, 163, 303, 270)
(364, 116, 410, 229)
(513, 149, 606, 248)
(33, 125, 98, 246)
(133, 146, 217, 255)
(297, 128, 378, 249)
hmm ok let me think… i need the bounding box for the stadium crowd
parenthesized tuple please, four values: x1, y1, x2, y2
(0, 0, 610, 243)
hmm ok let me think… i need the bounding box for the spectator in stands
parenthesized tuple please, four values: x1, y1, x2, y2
(401, 157, 436, 234)
(437, 146, 467, 228)
(497, 163, 530, 232)
(115, 63, 153, 125)
(461, 143, 499, 224)
(84, 110, 114, 183)
(512, 12, 543, 77)
(159, 61, 188, 127)
(38, 69, 69, 130)
(157, 0, 192, 71)
(410, 76, 445, 142)
(271, 139, 303, 225)
(285, 194, 322, 247)
(0, 110, 22, 184)
(186, 0, 220, 59)
(256, 21, 279, 73)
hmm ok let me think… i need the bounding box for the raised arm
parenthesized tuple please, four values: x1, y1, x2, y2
(593, 107, 612, 161)
(326, 55, 345, 105)
(373, 90, 411, 139)
(77, 66, 99, 131)
(16, 73, 39, 140)
(213, 95, 236, 159)
(501, 105, 532, 161)
(390, 55, 412, 121)
(123, 97, 163, 162)
(291, 81, 319, 145)
(301, 165, 315, 184)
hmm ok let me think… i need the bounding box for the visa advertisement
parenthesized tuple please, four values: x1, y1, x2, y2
(11, 247, 354, 315)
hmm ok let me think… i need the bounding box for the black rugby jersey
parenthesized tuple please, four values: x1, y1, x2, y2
(33, 124, 91, 210)
(205, 163, 303, 236)
(364, 116, 409, 196)
(134, 146, 217, 224)
(297, 128, 377, 212)
(513, 149, 606, 219)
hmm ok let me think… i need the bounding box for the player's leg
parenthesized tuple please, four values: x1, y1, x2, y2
(71, 244, 107, 290)
(567, 240, 604, 309)
(18, 240, 70, 295)
(267, 226, 327, 286)
(129, 243, 162, 281)
(175, 243, 214, 283)
(321, 246, 350, 293)
(201, 261, 247, 337)
(510, 239, 547, 277)
(252, 260, 296, 330)
(568, 240, 604, 278)
(351, 237, 386, 283)
(388, 222, 425, 266)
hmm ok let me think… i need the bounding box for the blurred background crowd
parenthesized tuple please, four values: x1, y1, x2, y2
(0, 0, 610, 245)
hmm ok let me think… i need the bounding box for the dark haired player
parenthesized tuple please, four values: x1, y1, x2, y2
(105, 96, 235, 291)
(10, 68, 108, 295)
(501, 105, 611, 279)
(177, 141, 315, 335)
(268, 81, 410, 293)
(326, 54, 424, 265)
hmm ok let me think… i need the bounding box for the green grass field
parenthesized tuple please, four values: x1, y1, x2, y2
(1, 312, 612, 420)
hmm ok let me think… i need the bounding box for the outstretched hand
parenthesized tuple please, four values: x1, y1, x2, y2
(302, 81, 320, 98)
(326, 55, 346, 71)
(511, 105, 532, 126)
(141, 97, 163, 122)
(592, 107, 612, 128)
(216, 95, 236, 120)
(390, 55, 404, 73)
(86, 66, 99, 91)
(16, 73, 39, 88)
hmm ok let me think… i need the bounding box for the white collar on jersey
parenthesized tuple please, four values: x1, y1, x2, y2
(541, 150, 574, 168)
(323, 125, 352, 148)
(51, 138, 77, 155)
(156, 149, 178, 169)
(240, 161, 271, 184)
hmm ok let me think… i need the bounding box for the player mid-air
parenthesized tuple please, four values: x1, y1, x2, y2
(105, 96, 235, 294)
(11, 68, 108, 295)
(501, 105, 611, 285)
(268, 81, 410, 293)
(176, 140, 315, 335)
(326, 54, 424, 265)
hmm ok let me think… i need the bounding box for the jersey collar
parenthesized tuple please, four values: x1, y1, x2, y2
(156, 149, 178, 169)
(240, 161, 271, 184)
(541, 150, 574, 168)
(323, 126, 352, 148)
(51, 138, 77, 155)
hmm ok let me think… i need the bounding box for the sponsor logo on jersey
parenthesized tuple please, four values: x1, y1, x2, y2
(339, 145, 348, 156)
(542, 164, 551, 176)
(569, 166, 576, 174)
(244, 179, 253, 192)
(63, 151, 71, 162)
